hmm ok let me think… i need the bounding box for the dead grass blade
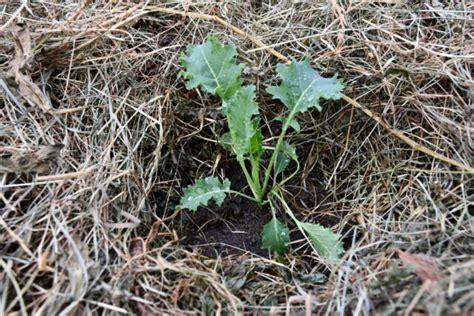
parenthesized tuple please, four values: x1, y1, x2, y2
(0, 1, 472, 314)
(0, 144, 63, 173)
(7, 22, 51, 112)
(148, 5, 473, 173)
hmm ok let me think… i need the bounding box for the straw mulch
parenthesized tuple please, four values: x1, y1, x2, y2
(1, 1, 472, 315)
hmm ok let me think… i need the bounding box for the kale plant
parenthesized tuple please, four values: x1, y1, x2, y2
(177, 35, 344, 262)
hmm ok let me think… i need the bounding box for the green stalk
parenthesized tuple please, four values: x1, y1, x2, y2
(237, 156, 261, 203)
(272, 190, 299, 224)
(268, 197, 278, 219)
(228, 190, 257, 202)
(272, 190, 328, 260)
(271, 190, 308, 248)
(250, 155, 263, 204)
(260, 108, 298, 201)
(275, 156, 300, 188)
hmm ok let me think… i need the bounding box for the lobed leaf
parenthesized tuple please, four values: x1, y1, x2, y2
(299, 222, 344, 263)
(179, 35, 244, 100)
(219, 119, 263, 161)
(178, 176, 230, 212)
(223, 85, 261, 158)
(267, 59, 344, 114)
(261, 216, 290, 255)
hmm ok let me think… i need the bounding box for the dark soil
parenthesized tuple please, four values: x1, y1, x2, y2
(171, 117, 355, 258)
(175, 148, 355, 257)
(177, 162, 272, 257)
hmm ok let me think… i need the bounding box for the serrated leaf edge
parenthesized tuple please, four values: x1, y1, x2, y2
(299, 221, 344, 262)
(178, 177, 230, 212)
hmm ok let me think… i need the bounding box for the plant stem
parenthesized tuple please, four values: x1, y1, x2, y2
(268, 197, 278, 218)
(275, 158, 300, 188)
(260, 108, 298, 200)
(271, 190, 323, 259)
(250, 156, 263, 204)
(272, 190, 299, 224)
(237, 157, 261, 203)
(229, 190, 257, 202)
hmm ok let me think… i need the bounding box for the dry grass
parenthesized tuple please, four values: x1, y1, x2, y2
(1, 1, 473, 315)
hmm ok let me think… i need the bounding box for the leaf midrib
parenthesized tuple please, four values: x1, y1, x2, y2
(200, 44, 232, 96)
(191, 188, 228, 201)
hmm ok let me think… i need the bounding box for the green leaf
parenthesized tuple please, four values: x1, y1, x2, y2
(180, 35, 244, 100)
(249, 119, 263, 155)
(261, 216, 290, 254)
(219, 109, 263, 161)
(275, 116, 300, 132)
(223, 85, 260, 157)
(178, 176, 230, 212)
(274, 141, 297, 175)
(299, 222, 344, 263)
(249, 118, 264, 162)
(267, 59, 344, 113)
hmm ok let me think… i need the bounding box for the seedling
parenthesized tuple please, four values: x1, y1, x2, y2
(177, 35, 344, 262)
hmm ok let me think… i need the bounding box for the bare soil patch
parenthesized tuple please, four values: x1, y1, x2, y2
(178, 162, 272, 257)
